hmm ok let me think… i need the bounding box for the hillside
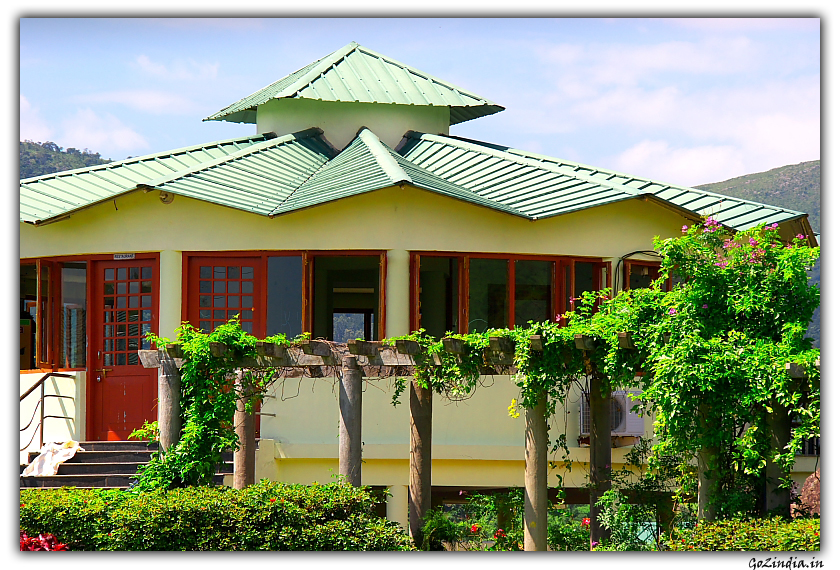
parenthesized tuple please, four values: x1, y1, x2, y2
(696, 160, 820, 234)
(20, 140, 111, 179)
(696, 160, 821, 346)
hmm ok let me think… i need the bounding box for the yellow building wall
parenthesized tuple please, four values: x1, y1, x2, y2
(19, 183, 818, 511)
(19, 371, 85, 463)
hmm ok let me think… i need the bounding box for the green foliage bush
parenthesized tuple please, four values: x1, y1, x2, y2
(20, 481, 413, 551)
(664, 517, 820, 551)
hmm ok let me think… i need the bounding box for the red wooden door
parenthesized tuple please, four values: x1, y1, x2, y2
(89, 259, 158, 441)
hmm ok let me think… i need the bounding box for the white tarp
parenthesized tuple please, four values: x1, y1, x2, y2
(22, 441, 84, 476)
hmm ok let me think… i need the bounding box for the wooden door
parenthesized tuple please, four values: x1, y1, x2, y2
(89, 259, 158, 441)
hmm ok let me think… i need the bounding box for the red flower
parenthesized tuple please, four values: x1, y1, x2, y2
(581, 517, 590, 528)
(470, 524, 479, 533)
(494, 529, 506, 539)
(269, 498, 276, 503)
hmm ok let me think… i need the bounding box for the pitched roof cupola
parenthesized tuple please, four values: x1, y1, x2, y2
(204, 41, 505, 149)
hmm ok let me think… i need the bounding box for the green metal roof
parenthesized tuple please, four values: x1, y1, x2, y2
(271, 129, 523, 217)
(204, 42, 504, 126)
(397, 132, 808, 232)
(21, 127, 809, 235)
(20, 133, 279, 223)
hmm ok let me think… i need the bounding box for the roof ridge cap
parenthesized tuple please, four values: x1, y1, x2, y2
(356, 128, 411, 185)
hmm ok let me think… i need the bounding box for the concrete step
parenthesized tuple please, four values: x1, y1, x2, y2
(20, 473, 228, 489)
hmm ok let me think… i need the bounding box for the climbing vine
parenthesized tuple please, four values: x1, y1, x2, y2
(131, 319, 295, 491)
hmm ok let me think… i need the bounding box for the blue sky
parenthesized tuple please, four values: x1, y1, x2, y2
(20, 17, 819, 187)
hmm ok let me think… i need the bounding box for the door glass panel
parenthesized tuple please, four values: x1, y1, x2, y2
(267, 256, 303, 338)
(515, 260, 552, 327)
(469, 258, 508, 332)
(102, 263, 153, 368)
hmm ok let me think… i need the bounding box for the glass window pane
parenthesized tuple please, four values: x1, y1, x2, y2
(214, 281, 226, 293)
(469, 258, 508, 332)
(127, 352, 138, 365)
(228, 296, 240, 308)
(515, 260, 552, 327)
(228, 281, 240, 294)
(128, 310, 139, 321)
(141, 310, 152, 322)
(200, 266, 211, 279)
(574, 261, 595, 298)
(199, 310, 211, 319)
(214, 266, 226, 278)
(141, 296, 151, 307)
(116, 353, 126, 365)
(104, 283, 114, 295)
(142, 267, 152, 279)
(199, 295, 211, 307)
(105, 268, 114, 281)
(242, 267, 254, 279)
(200, 321, 210, 332)
(199, 280, 211, 293)
(141, 281, 153, 293)
(129, 296, 139, 308)
(130, 267, 140, 280)
(117, 268, 127, 280)
(419, 256, 460, 338)
(242, 281, 253, 294)
(117, 296, 126, 308)
(214, 310, 226, 319)
(214, 296, 225, 308)
(129, 281, 140, 294)
(117, 282, 126, 294)
(228, 266, 240, 279)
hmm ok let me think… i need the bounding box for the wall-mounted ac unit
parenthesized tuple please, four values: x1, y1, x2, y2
(580, 390, 645, 437)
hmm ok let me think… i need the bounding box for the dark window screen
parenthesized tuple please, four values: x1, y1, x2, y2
(267, 255, 303, 338)
(469, 258, 508, 332)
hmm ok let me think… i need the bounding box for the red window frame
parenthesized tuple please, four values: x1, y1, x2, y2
(20, 253, 160, 372)
(409, 252, 611, 333)
(182, 250, 387, 340)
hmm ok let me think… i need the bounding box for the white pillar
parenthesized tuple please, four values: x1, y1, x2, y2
(158, 250, 182, 340)
(385, 249, 411, 338)
(386, 484, 409, 529)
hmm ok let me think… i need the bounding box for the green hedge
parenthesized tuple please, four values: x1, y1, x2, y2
(665, 517, 820, 551)
(20, 481, 413, 551)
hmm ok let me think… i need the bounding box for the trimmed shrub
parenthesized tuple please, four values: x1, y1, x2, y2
(20, 481, 413, 551)
(665, 517, 820, 551)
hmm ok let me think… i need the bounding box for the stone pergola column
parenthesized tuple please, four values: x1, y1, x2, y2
(409, 378, 433, 546)
(157, 349, 181, 451)
(233, 372, 256, 489)
(524, 393, 548, 551)
(339, 356, 363, 486)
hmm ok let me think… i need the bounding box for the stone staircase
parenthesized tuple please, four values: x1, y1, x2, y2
(20, 441, 233, 490)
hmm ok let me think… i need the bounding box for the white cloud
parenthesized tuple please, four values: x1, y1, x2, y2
(612, 140, 746, 187)
(78, 90, 194, 115)
(134, 54, 219, 81)
(59, 108, 148, 156)
(19, 94, 53, 143)
(667, 18, 820, 33)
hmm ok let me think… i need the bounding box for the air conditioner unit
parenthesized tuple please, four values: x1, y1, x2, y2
(580, 390, 645, 437)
